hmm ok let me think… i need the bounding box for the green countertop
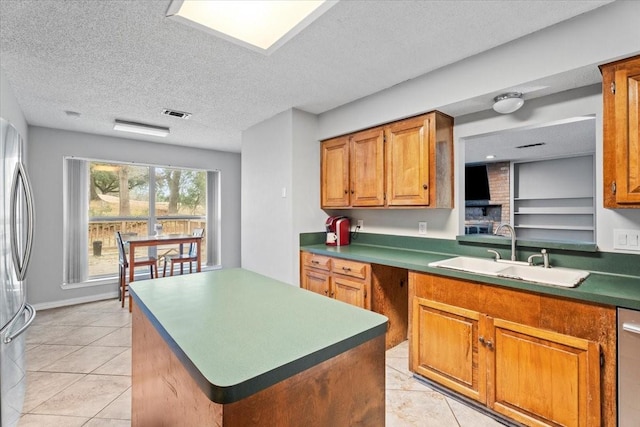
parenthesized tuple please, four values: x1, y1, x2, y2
(301, 243, 640, 310)
(129, 268, 388, 404)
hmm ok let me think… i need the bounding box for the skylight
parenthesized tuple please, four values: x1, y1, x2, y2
(166, 0, 337, 55)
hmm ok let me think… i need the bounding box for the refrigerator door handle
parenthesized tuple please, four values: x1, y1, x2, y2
(9, 161, 35, 281)
(2, 303, 36, 344)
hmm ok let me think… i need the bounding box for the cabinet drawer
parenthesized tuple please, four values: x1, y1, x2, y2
(331, 258, 369, 280)
(302, 252, 331, 271)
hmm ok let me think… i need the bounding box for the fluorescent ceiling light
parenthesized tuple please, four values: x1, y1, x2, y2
(167, 0, 338, 54)
(113, 120, 170, 137)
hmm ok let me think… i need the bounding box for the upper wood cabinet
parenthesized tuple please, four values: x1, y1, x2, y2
(320, 136, 350, 207)
(350, 127, 385, 206)
(600, 55, 640, 207)
(320, 129, 384, 207)
(320, 111, 453, 209)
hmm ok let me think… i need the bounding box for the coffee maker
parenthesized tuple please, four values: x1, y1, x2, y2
(325, 216, 351, 246)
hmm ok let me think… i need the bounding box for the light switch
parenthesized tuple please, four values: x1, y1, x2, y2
(614, 229, 640, 251)
(618, 232, 628, 246)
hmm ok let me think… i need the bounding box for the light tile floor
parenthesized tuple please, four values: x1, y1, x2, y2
(20, 299, 505, 426)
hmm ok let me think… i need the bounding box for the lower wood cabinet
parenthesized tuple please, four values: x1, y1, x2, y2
(300, 252, 409, 350)
(301, 252, 371, 309)
(409, 271, 616, 427)
(491, 318, 601, 427)
(412, 298, 487, 402)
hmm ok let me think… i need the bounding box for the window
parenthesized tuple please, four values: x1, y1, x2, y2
(63, 158, 219, 285)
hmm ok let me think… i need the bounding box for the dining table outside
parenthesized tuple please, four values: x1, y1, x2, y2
(122, 233, 203, 283)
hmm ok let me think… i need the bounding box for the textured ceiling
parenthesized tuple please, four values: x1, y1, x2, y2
(0, 0, 613, 153)
(465, 116, 596, 164)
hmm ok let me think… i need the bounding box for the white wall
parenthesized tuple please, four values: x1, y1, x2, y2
(323, 83, 640, 253)
(240, 1, 640, 284)
(27, 126, 241, 307)
(242, 109, 326, 285)
(455, 85, 640, 253)
(313, 1, 640, 250)
(318, 0, 640, 139)
(1, 67, 27, 140)
(242, 110, 294, 282)
(291, 109, 326, 282)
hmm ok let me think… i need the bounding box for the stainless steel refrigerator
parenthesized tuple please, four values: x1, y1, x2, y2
(1, 117, 36, 427)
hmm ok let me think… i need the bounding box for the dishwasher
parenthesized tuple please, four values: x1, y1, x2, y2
(618, 307, 640, 426)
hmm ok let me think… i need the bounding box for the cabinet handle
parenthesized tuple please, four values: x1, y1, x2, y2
(324, 290, 328, 295)
(423, 184, 428, 190)
(623, 323, 640, 335)
(351, 190, 354, 194)
(342, 266, 351, 272)
(330, 292, 335, 298)
(479, 336, 494, 349)
(311, 260, 319, 265)
(344, 189, 348, 194)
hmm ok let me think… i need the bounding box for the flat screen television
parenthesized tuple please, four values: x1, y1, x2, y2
(465, 164, 491, 204)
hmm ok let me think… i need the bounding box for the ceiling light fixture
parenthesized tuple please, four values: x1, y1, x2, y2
(166, 0, 338, 55)
(113, 120, 170, 137)
(492, 92, 524, 114)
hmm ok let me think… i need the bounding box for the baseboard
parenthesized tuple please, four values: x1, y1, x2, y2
(412, 374, 522, 427)
(31, 291, 119, 311)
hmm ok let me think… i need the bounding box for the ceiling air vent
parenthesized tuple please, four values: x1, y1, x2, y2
(516, 142, 546, 149)
(162, 109, 192, 119)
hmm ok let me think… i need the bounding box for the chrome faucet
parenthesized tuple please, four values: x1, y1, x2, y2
(528, 249, 550, 268)
(495, 223, 517, 261)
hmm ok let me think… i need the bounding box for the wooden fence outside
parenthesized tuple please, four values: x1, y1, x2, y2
(89, 219, 206, 251)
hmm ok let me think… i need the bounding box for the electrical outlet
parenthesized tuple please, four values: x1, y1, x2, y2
(357, 219, 364, 230)
(418, 221, 427, 235)
(614, 229, 640, 251)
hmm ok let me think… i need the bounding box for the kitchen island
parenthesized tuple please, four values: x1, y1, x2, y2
(129, 268, 388, 426)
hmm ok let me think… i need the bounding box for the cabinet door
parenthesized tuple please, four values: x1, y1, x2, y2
(614, 62, 640, 204)
(332, 276, 368, 309)
(489, 318, 601, 427)
(350, 128, 385, 206)
(321, 137, 350, 207)
(411, 297, 487, 403)
(386, 115, 430, 206)
(601, 55, 640, 207)
(301, 268, 330, 297)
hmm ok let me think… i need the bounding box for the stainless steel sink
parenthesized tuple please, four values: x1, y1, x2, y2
(428, 256, 589, 288)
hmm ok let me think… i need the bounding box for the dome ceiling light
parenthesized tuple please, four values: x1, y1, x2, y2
(493, 92, 524, 114)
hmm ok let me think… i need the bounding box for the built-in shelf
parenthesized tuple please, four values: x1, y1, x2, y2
(513, 156, 595, 244)
(513, 196, 593, 201)
(514, 225, 595, 231)
(515, 207, 594, 215)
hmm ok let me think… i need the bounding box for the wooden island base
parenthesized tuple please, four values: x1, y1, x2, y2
(132, 302, 386, 426)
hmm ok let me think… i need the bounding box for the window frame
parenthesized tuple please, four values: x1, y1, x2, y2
(62, 157, 220, 288)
